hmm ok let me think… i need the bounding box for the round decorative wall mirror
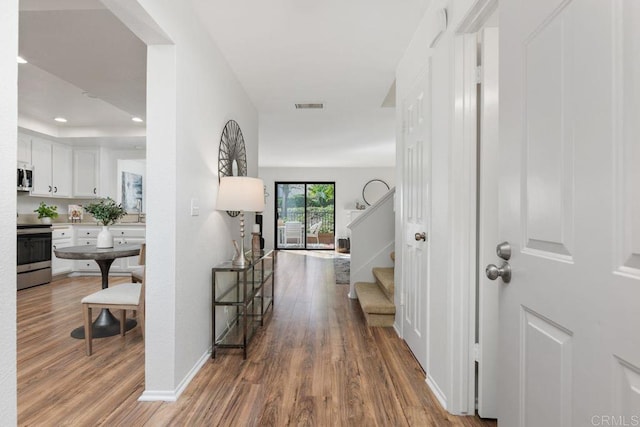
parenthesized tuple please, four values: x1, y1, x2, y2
(362, 179, 390, 206)
(218, 120, 248, 217)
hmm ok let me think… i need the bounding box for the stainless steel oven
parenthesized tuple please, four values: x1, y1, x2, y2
(17, 224, 52, 290)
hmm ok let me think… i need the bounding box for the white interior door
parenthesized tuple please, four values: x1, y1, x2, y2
(477, 27, 499, 419)
(498, 0, 640, 425)
(401, 62, 432, 369)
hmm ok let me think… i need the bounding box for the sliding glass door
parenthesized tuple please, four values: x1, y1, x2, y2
(275, 182, 335, 250)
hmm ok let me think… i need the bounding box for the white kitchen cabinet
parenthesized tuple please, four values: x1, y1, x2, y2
(72, 225, 145, 274)
(52, 227, 74, 276)
(75, 227, 100, 239)
(75, 259, 98, 272)
(31, 137, 72, 197)
(73, 148, 100, 197)
(111, 226, 145, 272)
(75, 237, 97, 246)
(73, 226, 99, 272)
(52, 144, 72, 197)
(111, 238, 145, 271)
(111, 226, 146, 240)
(17, 133, 31, 166)
(31, 138, 53, 196)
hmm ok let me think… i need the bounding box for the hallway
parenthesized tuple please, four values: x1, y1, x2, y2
(18, 251, 496, 426)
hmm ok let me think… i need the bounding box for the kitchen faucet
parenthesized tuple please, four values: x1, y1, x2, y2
(136, 199, 143, 223)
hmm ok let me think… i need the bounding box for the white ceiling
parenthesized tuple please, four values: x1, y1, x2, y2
(17, 0, 430, 165)
(191, 0, 430, 167)
(18, 0, 146, 146)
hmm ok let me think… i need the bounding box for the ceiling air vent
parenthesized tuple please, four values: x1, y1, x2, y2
(295, 103, 324, 109)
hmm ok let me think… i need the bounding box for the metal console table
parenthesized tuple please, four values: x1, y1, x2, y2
(211, 250, 275, 359)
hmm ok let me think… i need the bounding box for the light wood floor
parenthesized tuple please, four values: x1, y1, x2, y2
(18, 251, 497, 426)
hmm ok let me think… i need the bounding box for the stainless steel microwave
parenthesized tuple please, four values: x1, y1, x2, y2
(17, 165, 33, 192)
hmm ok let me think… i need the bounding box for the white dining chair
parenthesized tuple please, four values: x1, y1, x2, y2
(285, 221, 303, 245)
(81, 244, 145, 356)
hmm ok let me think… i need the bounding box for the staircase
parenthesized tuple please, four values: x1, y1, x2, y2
(354, 252, 395, 327)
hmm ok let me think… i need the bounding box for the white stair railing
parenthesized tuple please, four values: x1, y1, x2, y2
(347, 188, 395, 299)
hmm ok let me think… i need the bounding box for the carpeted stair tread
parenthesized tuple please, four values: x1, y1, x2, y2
(361, 311, 395, 327)
(372, 267, 394, 300)
(354, 282, 396, 314)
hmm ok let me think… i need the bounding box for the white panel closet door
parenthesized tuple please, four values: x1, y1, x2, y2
(498, 0, 640, 425)
(400, 62, 432, 369)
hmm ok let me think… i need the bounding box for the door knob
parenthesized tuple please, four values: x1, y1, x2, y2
(415, 232, 427, 241)
(486, 261, 511, 283)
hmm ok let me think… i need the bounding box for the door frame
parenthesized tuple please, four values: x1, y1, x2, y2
(394, 0, 498, 415)
(452, 0, 499, 416)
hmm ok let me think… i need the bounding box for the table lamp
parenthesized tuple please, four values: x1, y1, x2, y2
(216, 176, 265, 267)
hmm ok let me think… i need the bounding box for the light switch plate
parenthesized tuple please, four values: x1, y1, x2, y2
(190, 198, 200, 216)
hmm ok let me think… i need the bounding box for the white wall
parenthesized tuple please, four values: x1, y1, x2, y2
(395, 0, 478, 415)
(0, 0, 18, 423)
(133, 0, 259, 398)
(258, 167, 395, 248)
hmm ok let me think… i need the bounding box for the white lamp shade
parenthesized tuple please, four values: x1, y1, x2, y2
(216, 176, 265, 212)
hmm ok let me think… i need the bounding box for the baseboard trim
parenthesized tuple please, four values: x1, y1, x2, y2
(174, 347, 211, 399)
(138, 347, 211, 402)
(426, 373, 448, 410)
(138, 390, 177, 402)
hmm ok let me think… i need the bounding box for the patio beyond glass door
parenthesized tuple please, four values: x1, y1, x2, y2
(275, 182, 335, 250)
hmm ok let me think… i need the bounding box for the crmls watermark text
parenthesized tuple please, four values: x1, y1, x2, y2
(591, 415, 640, 426)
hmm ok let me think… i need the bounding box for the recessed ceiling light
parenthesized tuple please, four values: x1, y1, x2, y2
(131, 117, 144, 123)
(54, 117, 67, 123)
(295, 103, 324, 109)
(17, 56, 27, 64)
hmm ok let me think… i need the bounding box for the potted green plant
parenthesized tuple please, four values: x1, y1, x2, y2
(84, 197, 127, 248)
(34, 202, 58, 224)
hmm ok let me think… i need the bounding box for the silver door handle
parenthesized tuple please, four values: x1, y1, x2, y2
(415, 232, 426, 241)
(486, 261, 511, 283)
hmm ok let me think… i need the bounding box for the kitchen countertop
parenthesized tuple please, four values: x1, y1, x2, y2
(59, 222, 146, 226)
(17, 213, 145, 226)
(17, 221, 145, 227)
